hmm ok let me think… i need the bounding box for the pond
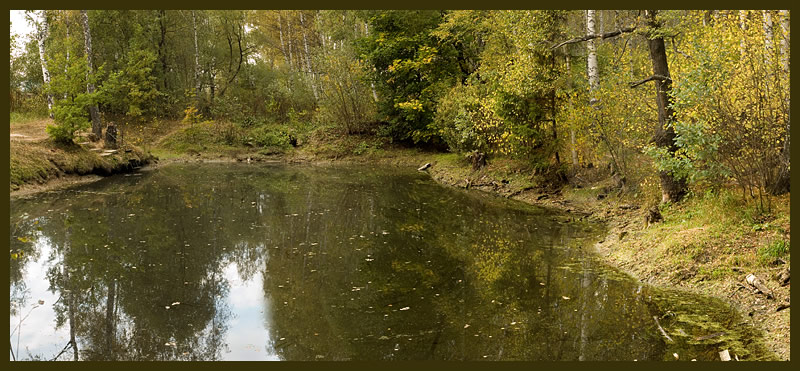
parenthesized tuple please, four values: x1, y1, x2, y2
(9, 163, 773, 361)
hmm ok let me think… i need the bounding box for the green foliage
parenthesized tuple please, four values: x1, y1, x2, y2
(249, 125, 292, 148)
(98, 49, 162, 120)
(315, 45, 378, 134)
(433, 83, 486, 153)
(43, 34, 97, 143)
(666, 11, 789, 203)
(359, 10, 463, 144)
(47, 98, 90, 143)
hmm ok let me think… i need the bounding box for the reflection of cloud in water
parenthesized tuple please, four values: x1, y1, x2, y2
(221, 262, 277, 360)
(9, 238, 69, 360)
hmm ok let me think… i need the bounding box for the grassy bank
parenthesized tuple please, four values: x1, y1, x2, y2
(10, 138, 154, 194)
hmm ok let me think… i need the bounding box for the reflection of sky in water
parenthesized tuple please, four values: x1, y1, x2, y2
(221, 262, 276, 361)
(9, 239, 70, 360)
(10, 239, 277, 361)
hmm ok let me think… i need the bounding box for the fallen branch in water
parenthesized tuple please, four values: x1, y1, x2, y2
(653, 315, 673, 343)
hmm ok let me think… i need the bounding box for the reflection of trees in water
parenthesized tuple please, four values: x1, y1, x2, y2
(10, 164, 773, 361)
(256, 167, 655, 360)
(13, 171, 251, 360)
(9, 212, 45, 317)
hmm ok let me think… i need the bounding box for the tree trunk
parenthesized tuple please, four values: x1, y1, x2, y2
(566, 54, 578, 167)
(81, 10, 102, 140)
(34, 11, 54, 118)
(64, 11, 69, 89)
(763, 10, 774, 66)
(770, 10, 790, 195)
(278, 12, 290, 67)
(299, 12, 318, 99)
(157, 10, 169, 91)
(739, 10, 748, 58)
(586, 10, 599, 93)
(646, 10, 688, 203)
(287, 12, 294, 70)
(779, 10, 789, 74)
(192, 11, 202, 104)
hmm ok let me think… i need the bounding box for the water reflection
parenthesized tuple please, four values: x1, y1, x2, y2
(9, 164, 772, 361)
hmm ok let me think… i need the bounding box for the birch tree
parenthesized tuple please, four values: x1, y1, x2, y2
(30, 10, 54, 118)
(192, 10, 201, 104)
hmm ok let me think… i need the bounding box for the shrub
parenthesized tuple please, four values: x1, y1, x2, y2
(47, 96, 92, 144)
(249, 126, 291, 148)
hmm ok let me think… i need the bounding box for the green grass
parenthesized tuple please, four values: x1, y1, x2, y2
(10, 139, 153, 191)
(757, 239, 789, 266)
(609, 188, 790, 285)
(10, 111, 48, 124)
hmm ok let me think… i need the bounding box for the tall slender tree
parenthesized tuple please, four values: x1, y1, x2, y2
(645, 10, 687, 203)
(81, 10, 102, 140)
(31, 10, 54, 118)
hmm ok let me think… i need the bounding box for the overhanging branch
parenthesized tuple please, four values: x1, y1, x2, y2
(551, 27, 637, 49)
(629, 74, 671, 88)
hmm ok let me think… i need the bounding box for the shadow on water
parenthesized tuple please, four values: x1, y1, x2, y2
(9, 163, 774, 361)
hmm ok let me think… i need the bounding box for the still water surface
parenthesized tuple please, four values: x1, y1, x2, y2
(9, 163, 771, 360)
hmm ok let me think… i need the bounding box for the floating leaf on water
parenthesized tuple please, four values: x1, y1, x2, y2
(464, 324, 470, 329)
(172, 302, 180, 306)
(165, 306, 171, 309)
(399, 307, 410, 311)
(562, 296, 570, 300)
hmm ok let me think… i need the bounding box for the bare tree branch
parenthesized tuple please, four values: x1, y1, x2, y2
(551, 26, 637, 49)
(629, 74, 671, 88)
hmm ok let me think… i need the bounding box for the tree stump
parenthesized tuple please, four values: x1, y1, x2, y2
(105, 123, 118, 149)
(645, 206, 663, 228)
(471, 151, 486, 171)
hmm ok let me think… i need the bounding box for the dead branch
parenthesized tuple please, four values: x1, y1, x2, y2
(653, 315, 673, 343)
(551, 27, 637, 49)
(629, 74, 671, 88)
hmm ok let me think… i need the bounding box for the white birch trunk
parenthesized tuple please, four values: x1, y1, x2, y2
(192, 11, 202, 103)
(586, 10, 599, 95)
(779, 10, 789, 74)
(740, 10, 748, 58)
(278, 12, 290, 67)
(34, 10, 54, 118)
(299, 12, 318, 99)
(763, 10, 774, 67)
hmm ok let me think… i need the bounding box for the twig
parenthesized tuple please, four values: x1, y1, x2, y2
(653, 315, 674, 343)
(10, 341, 15, 361)
(51, 341, 73, 361)
(629, 75, 672, 88)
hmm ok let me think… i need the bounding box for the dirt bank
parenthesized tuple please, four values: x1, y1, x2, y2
(10, 138, 155, 197)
